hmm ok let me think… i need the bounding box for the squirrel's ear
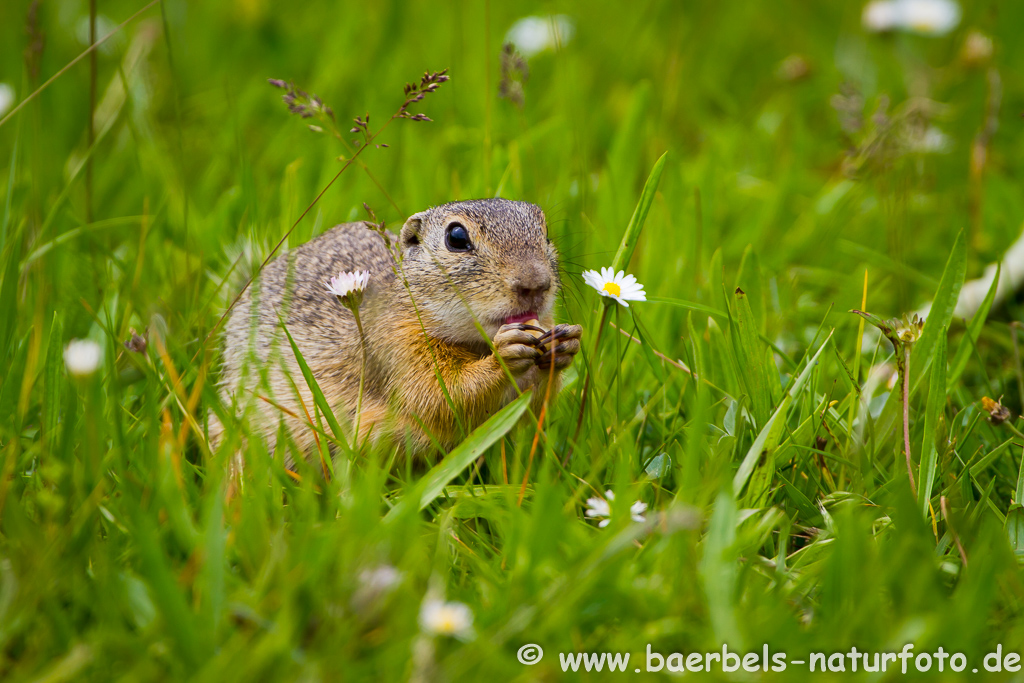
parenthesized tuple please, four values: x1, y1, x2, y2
(400, 212, 426, 250)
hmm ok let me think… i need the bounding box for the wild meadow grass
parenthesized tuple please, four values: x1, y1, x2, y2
(3, 0, 1024, 680)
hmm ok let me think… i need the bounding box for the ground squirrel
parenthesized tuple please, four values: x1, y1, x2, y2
(212, 198, 583, 460)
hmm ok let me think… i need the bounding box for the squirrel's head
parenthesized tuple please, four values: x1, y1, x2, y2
(397, 199, 559, 345)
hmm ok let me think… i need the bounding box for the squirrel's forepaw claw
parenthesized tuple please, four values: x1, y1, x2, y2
(536, 323, 583, 346)
(555, 323, 583, 340)
(498, 323, 581, 373)
(536, 335, 581, 371)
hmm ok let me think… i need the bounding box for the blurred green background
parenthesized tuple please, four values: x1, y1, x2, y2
(3, 0, 1024, 680)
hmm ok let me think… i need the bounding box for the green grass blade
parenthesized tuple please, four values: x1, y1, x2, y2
(280, 320, 349, 451)
(629, 309, 666, 383)
(0, 330, 29, 421)
(0, 242, 19, 365)
(21, 215, 153, 269)
(968, 437, 1014, 478)
(734, 330, 833, 496)
(700, 488, 742, 646)
(918, 329, 947, 514)
(133, 514, 206, 670)
(647, 296, 727, 320)
(607, 82, 652, 203)
(911, 229, 966, 392)
(1, 133, 16, 255)
(385, 390, 533, 521)
(1016, 445, 1024, 506)
(865, 230, 967, 449)
(947, 263, 999, 390)
(43, 311, 64, 446)
(200, 478, 227, 641)
(610, 151, 667, 273)
(708, 248, 726, 314)
(730, 286, 771, 426)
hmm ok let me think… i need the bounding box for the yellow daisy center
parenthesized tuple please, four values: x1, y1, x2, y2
(602, 282, 621, 297)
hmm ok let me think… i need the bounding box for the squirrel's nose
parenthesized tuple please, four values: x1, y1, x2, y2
(512, 269, 552, 300)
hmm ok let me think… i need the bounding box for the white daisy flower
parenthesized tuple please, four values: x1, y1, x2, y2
(64, 339, 102, 378)
(351, 565, 403, 614)
(862, 0, 960, 36)
(630, 499, 649, 522)
(359, 564, 401, 591)
(505, 15, 575, 58)
(584, 490, 648, 528)
(900, 0, 960, 35)
(326, 270, 370, 298)
(419, 599, 475, 640)
(326, 270, 370, 310)
(862, 0, 900, 31)
(582, 267, 646, 308)
(0, 83, 15, 118)
(584, 493, 611, 526)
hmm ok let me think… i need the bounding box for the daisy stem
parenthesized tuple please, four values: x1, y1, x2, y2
(352, 306, 367, 450)
(565, 302, 611, 465)
(615, 305, 621, 424)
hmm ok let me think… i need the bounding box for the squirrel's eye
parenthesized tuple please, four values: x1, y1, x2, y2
(445, 223, 473, 252)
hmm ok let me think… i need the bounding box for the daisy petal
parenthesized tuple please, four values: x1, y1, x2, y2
(580, 265, 647, 307)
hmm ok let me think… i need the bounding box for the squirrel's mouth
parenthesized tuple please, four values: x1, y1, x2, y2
(504, 311, 538, 325)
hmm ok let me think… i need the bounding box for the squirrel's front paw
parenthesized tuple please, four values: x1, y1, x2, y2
(493, 324, 543, 374)
(537, 324, 582, 371)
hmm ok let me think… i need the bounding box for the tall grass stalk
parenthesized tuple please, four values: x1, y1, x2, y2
(902, 343, 916, 496)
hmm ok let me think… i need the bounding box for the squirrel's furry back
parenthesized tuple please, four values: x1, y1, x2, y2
(214, 222, 395, 455)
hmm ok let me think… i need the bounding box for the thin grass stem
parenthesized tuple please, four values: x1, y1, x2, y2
(903, 343, 917, 496)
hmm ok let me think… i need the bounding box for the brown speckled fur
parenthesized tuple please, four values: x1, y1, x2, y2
(211, 199, 582, 463)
